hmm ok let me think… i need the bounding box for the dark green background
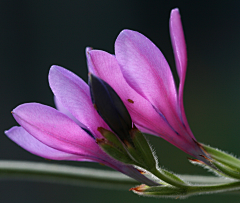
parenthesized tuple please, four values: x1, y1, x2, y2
(0, 0, 240, 202)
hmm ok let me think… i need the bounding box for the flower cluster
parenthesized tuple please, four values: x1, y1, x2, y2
(5, 66, 157, 186)
(86, 8, 206, 161)
(6, 8, 203, 181)
(7, 8, 229, 188)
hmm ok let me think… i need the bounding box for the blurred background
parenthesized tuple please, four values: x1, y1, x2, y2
(0, 0, 240, 202)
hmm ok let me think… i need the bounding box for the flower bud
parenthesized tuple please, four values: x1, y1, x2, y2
(89, 73, 133, 145)
(130, 184, 185, 197)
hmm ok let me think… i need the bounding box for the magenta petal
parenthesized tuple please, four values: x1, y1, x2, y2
(7, 117, 159, 185)
(87, 50, 178, 138)
(170, 8, 187, 84)
(12, 103, 103, 158)
(115, 30, 192, 137)
(54, 96, 85, 128)
(115, 30, 179, 125)
(170, 8, 192, 136)
(49, 65, 109, 137)
(5, 126, 94, 161)
(54, 97, 93, 138)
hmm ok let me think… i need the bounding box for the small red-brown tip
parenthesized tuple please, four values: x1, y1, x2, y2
(136, 169, 146, 174)
(200, 154, 212, 162)
(129, 184, 147, 192)
(96, 138, 105, 144)
(93, 103, 97, 110)
(188, 158, 205, 165)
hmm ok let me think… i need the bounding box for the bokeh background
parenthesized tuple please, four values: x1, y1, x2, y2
(0, 1, 240, 202)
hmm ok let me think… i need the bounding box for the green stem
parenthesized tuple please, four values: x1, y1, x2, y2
(0, 159, 239, 195)
(188, 181, 240, 195)
(150, 168, 188, 188)
(0, 160, 136, 190)
(138, 181, 240, 198)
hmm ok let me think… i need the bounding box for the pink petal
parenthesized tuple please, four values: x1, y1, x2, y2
(54, 97, 94, 139)
(12, 103, 103, 158)
(170, 8, 193, 136)
(87, 49, 177, 138)
(48, 65, 108, 138)
(170, 8, 187, 84)
(5, 126, 159, 185)
(115, 30, 191, 137)
(115, 30, 178, 124)
(54, 96, 85, 128)
(5, 126, 94, 161)
(11, 104, 159, 178)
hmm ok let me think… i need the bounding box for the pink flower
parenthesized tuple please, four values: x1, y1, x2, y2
(86, 8, 206, 160)
(5, 65, 158, 186)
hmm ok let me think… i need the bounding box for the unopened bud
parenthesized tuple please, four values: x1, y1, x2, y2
(89, 73, 133, 145)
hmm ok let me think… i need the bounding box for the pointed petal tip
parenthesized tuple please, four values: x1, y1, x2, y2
(171, 8, 180, 15)
(85, 47, 93, 54)
(86, 47, 98, 75)
(50, 64, 57, 69)
(5, 126, 21, 138)
(50, 65, 62, 71)
(49, 65, 66, 80)
(49, 64, 67, 73)
(86, 47, 93, 51)
(5, 126, 94, 161)
(117, 29, 138, 39)
(4, 128, 12, 136)
(170, 8, 181, 21)
(118, 29, 131, 34)
(170, 8, 183, 31)
(170, 7, 183, 28)
(11, 103, 34, 116)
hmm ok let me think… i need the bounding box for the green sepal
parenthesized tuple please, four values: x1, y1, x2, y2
(149, 168, 188, 188)
(98, 127, 126, 153)
(212, 160, 240, 180)
(127, 127, 156, 170)
(96, 138, 135, 165)
(161, 169, 186, 184)
(188, 158, 227, 178)
(127, 128, 187, 187)
(126, 144, 146, 167)
(201, 143, 240, 179)
(201, 143, 240, 172)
